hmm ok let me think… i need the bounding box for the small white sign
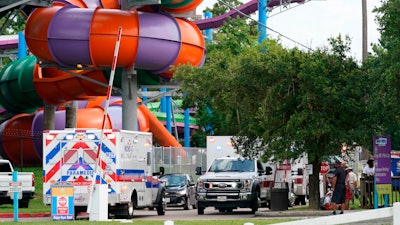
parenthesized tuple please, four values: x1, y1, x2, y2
(9, 186, 22, 193)
(306, 164, 313, 175)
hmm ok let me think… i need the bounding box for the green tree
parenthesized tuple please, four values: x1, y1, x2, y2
(0, 10, 25, 35)
(246, 36, 371, 209)
(175, 29, 371, 208)
(175, 16, 258, 147)
(368, 0, 400, 150)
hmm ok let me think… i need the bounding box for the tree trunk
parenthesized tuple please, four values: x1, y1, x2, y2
(308, 157, 321, 209)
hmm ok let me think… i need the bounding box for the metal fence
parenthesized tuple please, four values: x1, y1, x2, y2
(0, 128, 43, 169)
(360, 175, 400, 208)
(152, 147, 206, 181)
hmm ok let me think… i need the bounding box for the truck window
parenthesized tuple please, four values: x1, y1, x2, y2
(0, 162, 12, 172)
(63, 150, 78, 164)
(209, 159, 254, 172)
(83, 150, 96, 164)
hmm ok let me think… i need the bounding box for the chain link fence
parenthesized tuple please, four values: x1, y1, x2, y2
(0, 129, 43, 169)
(152, 147, 206, 181)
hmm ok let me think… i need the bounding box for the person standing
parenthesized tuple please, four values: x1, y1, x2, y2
(345, 168, 353, 210)
(346, 167, 358, 205)
(363, 159, 375, 177)
(362, 159, 375, 207)
(331, 160, 346, 215)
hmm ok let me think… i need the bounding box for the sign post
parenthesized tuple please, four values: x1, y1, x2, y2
(11, 171, 20, 222)
(373, 136, 392, 208)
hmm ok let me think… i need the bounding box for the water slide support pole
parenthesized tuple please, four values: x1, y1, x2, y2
(204, 12, 213, 44)
(184, 108, 190, 147)
(171, 103, 179, 140)
(166, 95, 172, 133)
(17, 31, 26, 59)
(258, 0, 267, 44)
(142, 88, 148, 105)
(161, 88, 167, 112)
(65, 101, 77, 128)
(122, 69, 138, 131)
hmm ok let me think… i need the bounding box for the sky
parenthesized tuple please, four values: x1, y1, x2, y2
(196, 0, 382, 62)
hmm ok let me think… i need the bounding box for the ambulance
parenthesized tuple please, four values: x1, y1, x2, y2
(42, 128, 166, 218)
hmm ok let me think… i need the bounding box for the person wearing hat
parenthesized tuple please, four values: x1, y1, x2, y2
(323, 191, 333, 210)
(362, 159, 375, 206)
(346, 167, 358, 205)
(331, 160, 346, 215)
(363, 159, 375, 177)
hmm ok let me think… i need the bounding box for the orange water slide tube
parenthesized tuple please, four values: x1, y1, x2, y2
(25, 0, 205, 76)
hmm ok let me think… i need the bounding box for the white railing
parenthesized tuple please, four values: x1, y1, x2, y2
(273, 202, 400, 225)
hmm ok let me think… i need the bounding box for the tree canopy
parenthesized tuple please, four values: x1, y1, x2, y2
(174, 14, 373, 208)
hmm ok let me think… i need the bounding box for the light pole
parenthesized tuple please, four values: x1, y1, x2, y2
(362, 0, 368, 61)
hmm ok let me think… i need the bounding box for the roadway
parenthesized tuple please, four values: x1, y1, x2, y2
(0, 207, 393, 224)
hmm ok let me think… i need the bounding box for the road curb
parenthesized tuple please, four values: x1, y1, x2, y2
(0, 212, 51, 218)
(256, 210, 337, 217)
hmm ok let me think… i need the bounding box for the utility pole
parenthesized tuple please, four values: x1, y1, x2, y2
(362, 0, 368, 61)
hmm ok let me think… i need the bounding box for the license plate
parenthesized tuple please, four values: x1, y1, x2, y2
(165, 198, 170, 203)
(217, 196, 227, 202)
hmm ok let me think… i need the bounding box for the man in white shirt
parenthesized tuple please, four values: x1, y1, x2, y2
(362, 159, 374, 206)
(363, 159, 375, 177)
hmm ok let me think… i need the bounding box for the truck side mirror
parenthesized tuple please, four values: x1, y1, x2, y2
(298, 168, 303, 176)
(195, 166, 202, 175)
(265, 166, 272, 175)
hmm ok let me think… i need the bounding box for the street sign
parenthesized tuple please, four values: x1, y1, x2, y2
(9, 182, 22, 200)
(320, 161, 330, 175)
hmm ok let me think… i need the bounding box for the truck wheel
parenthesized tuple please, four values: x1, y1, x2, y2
(296, 195, 306, 205)
(197, 207, 204, 215)
(183, 196, 189, 210)
(125, 201, 134, 219)
(251, 193, 260, 214)
(18, 200, 29, 208)
(157, 191, 166, 216)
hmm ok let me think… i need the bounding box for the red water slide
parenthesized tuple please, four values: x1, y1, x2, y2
(0, 96, 187, 166)
(0, 0, 205, 165)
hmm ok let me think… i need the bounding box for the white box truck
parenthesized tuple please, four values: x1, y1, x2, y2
(42, 128, 166, 219)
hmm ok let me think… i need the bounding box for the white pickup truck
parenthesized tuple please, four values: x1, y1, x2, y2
(195, 156, 274, 214)
(0, 159, 35, 208)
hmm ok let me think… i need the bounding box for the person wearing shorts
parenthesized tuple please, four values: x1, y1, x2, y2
(331, 160, 346, 215)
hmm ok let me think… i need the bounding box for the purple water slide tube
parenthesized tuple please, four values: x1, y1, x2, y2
(31, 104, 125, 161)
(29, 4, 205, 74)
(194, 0, 306, 30)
